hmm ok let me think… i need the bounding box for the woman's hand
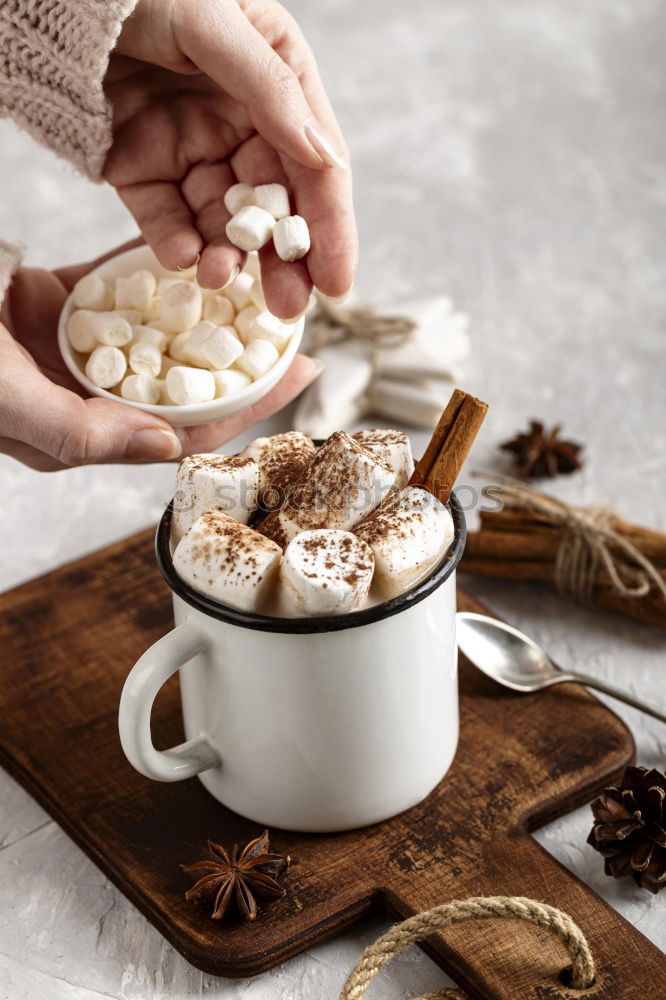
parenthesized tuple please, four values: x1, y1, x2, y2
(0, 244, 319, 472)
(105, 0, 357, 320)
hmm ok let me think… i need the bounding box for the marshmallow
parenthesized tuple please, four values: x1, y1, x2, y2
(249, 278, 266, 311)
(157, 276, 183, 296)
(157, 378, 176, 405)
(273, 215, 310, 262)
(236, 338, 279, 379)
(159, 354, 180, 377)
(72, 274, 113, 311)
(202, 293, 235, 327)
(120, 374, 161, 404)
(166, 366, 216, 405)
(159, 281, 202, 333)
(234, 305, 260, 344)
(250, 311, 294, 352)
(355, 487, 455, 599)
(173, 511, 282, 613)
(223, 182, 255, 215)
(85, 345, 127, 388)
(172, 453, 260, 543)
(243, 252, 261, 279)
(280, 530, 374, 616)
(242, 431, 316, 508)
(115, 270, 156, 312)
(253, 183, 290, 220)
(114, 309, 143, 326)
(129, 340, 162, 377)
(212, 369, 252, 397)
(185, 321, 243, 370)
(131, 324, 169, 353)
(260, 431, 395, 546)
(143, 296, 162, 322)
(67, 310, 100, 353)
(352, 429, 415, 489)
(70, 310, 132, 348)
(224, 272, 254, 311)
(168, 330, 194, 363)
(226, 205, 275, 252)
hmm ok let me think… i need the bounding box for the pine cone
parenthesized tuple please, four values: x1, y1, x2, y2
(587, 766, 666, 893)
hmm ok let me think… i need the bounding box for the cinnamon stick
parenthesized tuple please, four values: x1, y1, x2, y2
(411, 389, 488, 505)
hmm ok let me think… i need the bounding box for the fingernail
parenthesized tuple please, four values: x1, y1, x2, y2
(178, 253, 200, 271)
(126, 429, 182, 461)
(311, 358, 326, 377)
(282, 308, 308, 323)
(304, 118, 348, 170)
(320, 283, 354, 305)
(221, 266, 240, 289)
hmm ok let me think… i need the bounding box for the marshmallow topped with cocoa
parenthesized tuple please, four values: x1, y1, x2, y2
(355, 486, 454, 599)
(280, 530, 374, 616)
(242, 431, 316, 508)
(352, 429, 414, 490)
(172, 454, 259, 544)
(260, 431, 395, 547)
(173, 511, 282, 613)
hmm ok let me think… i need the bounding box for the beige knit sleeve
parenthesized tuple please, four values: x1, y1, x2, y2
(0, 0, 140, 181)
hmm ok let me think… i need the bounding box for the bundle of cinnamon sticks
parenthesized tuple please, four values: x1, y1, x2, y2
(463, 495, 666, 628)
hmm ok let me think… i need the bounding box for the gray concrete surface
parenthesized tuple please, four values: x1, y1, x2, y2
(0, 1, 664, 997)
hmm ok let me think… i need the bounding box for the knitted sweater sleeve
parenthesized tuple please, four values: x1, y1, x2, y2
(0, 0, 139, 297)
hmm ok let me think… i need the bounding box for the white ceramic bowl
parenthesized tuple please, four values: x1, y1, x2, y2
(58, 245, 304, 428)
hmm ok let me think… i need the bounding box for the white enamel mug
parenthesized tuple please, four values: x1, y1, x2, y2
(118, 495, 466, 833)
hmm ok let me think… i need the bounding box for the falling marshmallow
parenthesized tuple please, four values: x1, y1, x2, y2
(225, 205, 275, 252)
(273, 215, 310, 262)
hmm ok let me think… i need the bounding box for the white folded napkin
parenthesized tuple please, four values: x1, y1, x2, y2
(294, 294, 470, 437)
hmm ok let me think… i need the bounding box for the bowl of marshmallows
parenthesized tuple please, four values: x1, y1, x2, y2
(58, 183, 311, 427)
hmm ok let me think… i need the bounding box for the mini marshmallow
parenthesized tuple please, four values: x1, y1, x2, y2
(160, 281, 202, 333)
(355, 486, 455, 599)
(249, 278, 266, 311)
(143, 297, 162, 322)
(280, 530, 374, 616)
(172, 454, 260, 543)
(120, 374, 161, 404)
(129, 341, 162, 377)
(234, 305, 260, 344)
(223, 271, 254, 311)
(226, 205, 275, 252)
(166, 365, 216, 405)
(157, 276, 182, 296)
(72, 274, 113, 311)
(260, 431, 395, 546)
(159, 354, 180, 378)
(223, 182, 255, 215)
(273, 215, 310, 261)
(352, 429, 415, 490)
(243, 252, 261, 279)
(71, 310, 132, 348)
(115, 270, 156, 312)
(253, 183, 290, 220)
(114, 309, 143, 325)
(157, 378, 176, 405)
(250, 311, 294, 352)
(185, 321, 243, 370)
(131, 324, 169, 353)
(236, 338, 279, 379)
(212, 369, 252, 397)
(67, 310, 99, 353)
(85, 345, 127, 388)
(168, 330, 193, 363)
(242, 431, 316, 506)
(202, 293, 235, 327)
(173, 510, 282, 613)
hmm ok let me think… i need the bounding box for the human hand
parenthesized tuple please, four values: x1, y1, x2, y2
(105, 0, 357, 320)
(0, 243, 319, 471)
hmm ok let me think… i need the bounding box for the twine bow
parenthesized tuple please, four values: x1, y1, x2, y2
(311, 295, 417, 353)
(491, 475, 666, 603)
(340, 895, 596, 999)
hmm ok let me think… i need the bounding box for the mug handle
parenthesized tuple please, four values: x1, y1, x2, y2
(118, 621, 220, 782)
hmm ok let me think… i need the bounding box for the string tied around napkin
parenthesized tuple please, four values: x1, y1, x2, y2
(310, 296, 417, 372)
(488, 474, 666, 604)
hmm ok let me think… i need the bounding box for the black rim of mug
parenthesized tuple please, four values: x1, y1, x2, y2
(155, 490, 467, 635)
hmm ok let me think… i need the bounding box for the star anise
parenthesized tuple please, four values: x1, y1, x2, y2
(181, 830, 290, 920)
(587, 766, 666, 894)
(501, 420, 583, 478)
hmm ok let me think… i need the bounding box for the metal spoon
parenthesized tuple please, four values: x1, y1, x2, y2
(457, 612, 666, 723)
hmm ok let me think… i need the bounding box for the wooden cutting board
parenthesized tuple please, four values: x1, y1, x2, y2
(0, 529, 663, 999)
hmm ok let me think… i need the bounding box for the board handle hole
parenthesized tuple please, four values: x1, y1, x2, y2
(559, 966, 596, 990)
